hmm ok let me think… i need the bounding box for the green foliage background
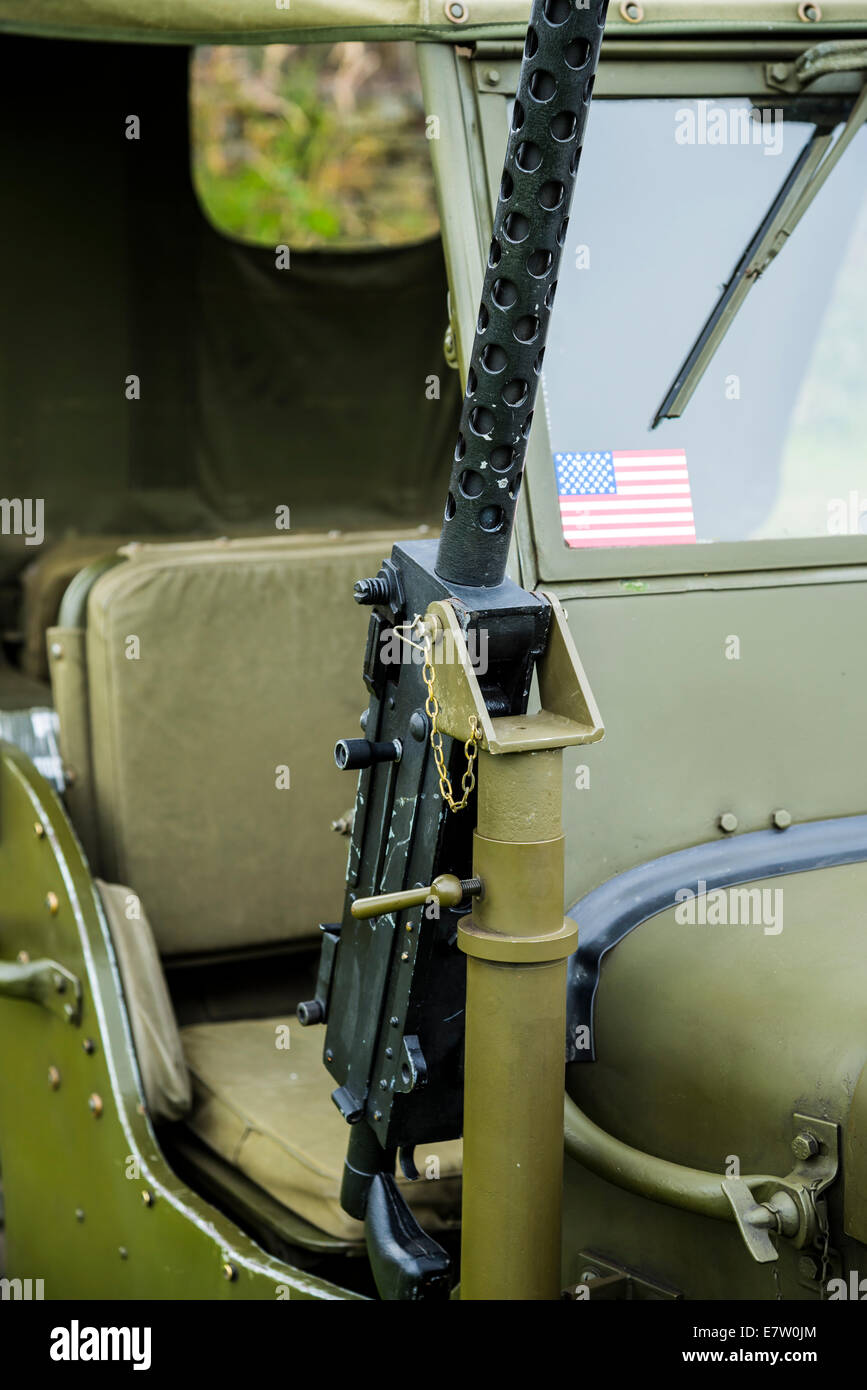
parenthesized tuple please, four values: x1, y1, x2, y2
(191, 42, 440, 248)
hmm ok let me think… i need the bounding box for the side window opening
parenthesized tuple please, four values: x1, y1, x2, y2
(190, 42, 440, 249)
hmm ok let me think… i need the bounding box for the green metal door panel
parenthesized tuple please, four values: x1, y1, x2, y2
(0, 743, 358, 1300)
(563, 861, 867, 1298)
(560, 577, 867, 908)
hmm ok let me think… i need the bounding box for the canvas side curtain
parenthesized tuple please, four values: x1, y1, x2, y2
(0, 35, 460, 591)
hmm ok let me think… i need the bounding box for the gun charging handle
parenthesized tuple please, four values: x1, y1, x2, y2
(351, 874, 483, 921)
(334, 738, 402, 771)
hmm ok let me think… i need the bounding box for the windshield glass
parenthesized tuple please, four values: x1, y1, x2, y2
(541, 98, 867, 549)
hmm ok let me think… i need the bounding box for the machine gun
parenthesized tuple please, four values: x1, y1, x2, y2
(298, 0, 608, 1301)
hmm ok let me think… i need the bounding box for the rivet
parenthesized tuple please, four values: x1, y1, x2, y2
(50, 641, 64, 660)
(373, 1109, 383, 1121)
(46, 891, 59, 915)
(75, 1208, 85, 1223)
(48, 1065, 61, 1090)
(119, 1246, 129, 1260)
(401, 952, 410, 962)
(445, 0, 467, 21)
(773, 809, 792, 830)
(88, 1092, 103, 1117)
(141, 1189, 154, 1207)
(17, 950, 30, 964)
(379, 1079, 388, 1090)
(405, 922, 414, 933)
(797, 0, 822, 19)
(222, 1262, 237, 1282)
(34, 821, 45, 839)
(390, 1016, 399, 1027)
(620, 0, 644, 20)
(385, 1047, 394, 1059)
(63, 1003, 76, 1022)
(718, 812, 738, 834)
(83, 1037, 95, 1054)
(484, 69, 501, 87)
(324, 1048, 334, 1063)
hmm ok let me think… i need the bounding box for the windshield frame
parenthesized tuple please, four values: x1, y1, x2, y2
(457, 46, 867, 584)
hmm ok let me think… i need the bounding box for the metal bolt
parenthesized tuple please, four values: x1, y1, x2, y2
(405, 922, 414, 933)
(445, 0, 467, 20)
(798, 1, 822, 20)
(401, 951, 410, 962)
(718, 812, 738, 834)
(75, 1208, 85, 1223)
(620, 0, 644, 19)
(63, 1003, 75, 1022)
(119, 1247, 129, 1260)
(373, 1109, 383, 1121)
(324, 1048, 334, 1063)
(409, 710, 429, 742)
(385, 1047, 393, 1059)
(773, 809, 792, 830)
(88, 1092, 103, 1118)
(83, 1038, 95, 1054)
(771, 61, 789, 80)
(46, 891, 59, 915)
(792, 1131, 820, 1160)
(34, 821, 45, 839)
(580, 1268, 599, 1282)
(798, 1255, 819, 1280)
(222, 1262, 237, 1282)
(48, 1065, 61, 1090)
(484, 69, 501, 87)
(50, 641, 64, 660)
(141, 1189, 154, 1207)
(359, 708, 369, 732)
(379, 1079, 388, 1090)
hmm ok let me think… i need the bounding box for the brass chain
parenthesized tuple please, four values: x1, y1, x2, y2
(421, 631, 479, 813)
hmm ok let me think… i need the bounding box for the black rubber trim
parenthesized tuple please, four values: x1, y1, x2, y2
(566, 814, 867, 1062)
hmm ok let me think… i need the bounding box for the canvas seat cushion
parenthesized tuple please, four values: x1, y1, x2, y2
(181, 1016, 463, 1242)
(95, 879, 192, 1124)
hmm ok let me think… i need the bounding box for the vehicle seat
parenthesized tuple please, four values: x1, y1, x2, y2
(50, 531, 463, 1241)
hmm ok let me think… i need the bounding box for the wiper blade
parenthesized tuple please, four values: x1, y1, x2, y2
(652, 83, 867, 429)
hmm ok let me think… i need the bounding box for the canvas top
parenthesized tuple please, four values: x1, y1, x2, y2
(2, 0, 866, 47)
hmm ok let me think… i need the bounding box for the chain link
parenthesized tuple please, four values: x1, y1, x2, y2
(421, 631, 479, 813)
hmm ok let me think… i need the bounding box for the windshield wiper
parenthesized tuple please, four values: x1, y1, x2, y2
(652, 81, 867, 429)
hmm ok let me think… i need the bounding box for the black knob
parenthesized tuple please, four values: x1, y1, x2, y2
(297, 1000, 324, 1027)
(335, 738, 402, 771)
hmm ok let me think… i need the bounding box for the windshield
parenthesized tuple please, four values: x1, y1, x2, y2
(541, 98, 867, 549)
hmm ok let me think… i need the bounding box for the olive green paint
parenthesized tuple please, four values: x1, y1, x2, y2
(0, 743, 360, 1300)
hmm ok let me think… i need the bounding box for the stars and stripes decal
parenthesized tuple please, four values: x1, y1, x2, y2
(554, 450, 697, 549)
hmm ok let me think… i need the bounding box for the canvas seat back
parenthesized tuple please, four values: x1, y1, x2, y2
(48, 531, 418, 957)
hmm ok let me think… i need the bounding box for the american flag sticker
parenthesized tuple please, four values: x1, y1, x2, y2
(555, 450, 697, 549)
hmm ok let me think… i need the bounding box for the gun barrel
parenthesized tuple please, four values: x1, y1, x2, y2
(435, 0, 608, 589)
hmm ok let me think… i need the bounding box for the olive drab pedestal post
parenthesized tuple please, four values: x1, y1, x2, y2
(459, 748, 577, 1301)
(417, 596, 603, 1300)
